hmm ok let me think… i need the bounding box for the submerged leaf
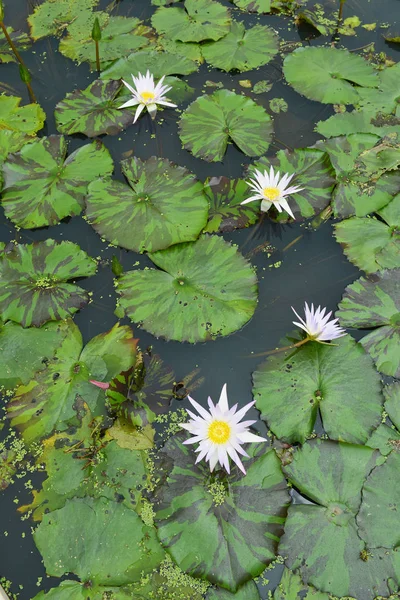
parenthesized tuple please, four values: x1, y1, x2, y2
(0, 27, 31, 63)
(283, 47, 377, 105)
(334, 193, 400, 273)
(117, 235, 258, 343)
(151, 0, 231, 43)
(34, 497, 164, 584)
(86, 156, 208, 253)
(253, 335, 383, 444)
(202, 21, 278, 72)
(1, 135, 113, 228)
(337, 269, 400, 377)
(280, 440, 400, 599)
(179, 89, 273, 162)
(155, 434, 290, 592)
(0, 95, 45, 136)
(0, 240, 97, 327)
(203, 176, 259, 233)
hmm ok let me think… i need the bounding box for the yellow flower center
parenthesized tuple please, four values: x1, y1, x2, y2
(208, 420, 231, 444)
(263, 187, 280, 201)
(141, 91, 155, 102)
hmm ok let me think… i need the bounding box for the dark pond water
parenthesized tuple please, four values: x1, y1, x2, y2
(0, 0, 399, 597)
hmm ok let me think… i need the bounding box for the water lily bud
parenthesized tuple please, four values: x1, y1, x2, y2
(0, 0, 5, 21)
(91, 17, 102, 41)
(19, 63, 31, 84)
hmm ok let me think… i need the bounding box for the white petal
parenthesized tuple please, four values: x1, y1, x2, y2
(241, 194, 263, 205)
(237, 431, 268, 443)
(133, 103, 146, 123)
(217, 383, 229, 414)
(188, 396, 212, 421)
(118, 98, 140, 109)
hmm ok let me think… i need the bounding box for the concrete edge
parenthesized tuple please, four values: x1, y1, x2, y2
(0, 586, 9, 600)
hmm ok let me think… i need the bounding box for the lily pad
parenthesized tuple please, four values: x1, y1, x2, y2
(151, 0, 231, 43)
(34, 497, 164, 585)
(231, 0, 294, 13)
(0, 27, 31, 63)
(253, 148, 335, 221)
(280, 439, 400, 599)
(107, 351, 174, 427)
(1, 135, 113, 228)
(0, 319, 71, 390)
(334, 193, 400, 273)
(206, 581, 260, 599)
(203, 177, 259, 233)
(202, 21, 278, 72)
(101, 49, 198, 81)
(316, 133, 400, 218)
(0, 239, 97, 327)
(357, 61, 400, 115)
(337, 269, 400, 377)
(384, 382, 400, 431)
(283, 47, 377, 105)
(54, 79, 139, 137)
(86, 156, 208, 253)
(32, 581, 135, 600)
(0, 130, 36, 190)
(158, 36, 203, 63)
(0, 95, 45, 136)
(28, 0, 98, 39)
(155, 433, 290, 592)
(179, 89, 273, 162)
(59, 15, 151, 68)
(7, 322, 137, 443)
(253, 335, 383, 444)
(316, 110, 400, 139)
(20, 411, 149, 520)
(273, 568, 330, 599)
(357, 450, 400, 550)
(116, 235, 258, 343)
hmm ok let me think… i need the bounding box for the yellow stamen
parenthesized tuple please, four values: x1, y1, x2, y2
(263, 187, 280, 201)
(141, 91, 155, 102)
(208, 420, 231, 444)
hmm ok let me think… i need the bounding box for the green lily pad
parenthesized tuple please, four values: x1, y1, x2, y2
(0, 95, 45, 136)
(231, 0, 294, 13)
(357, 61, 400, 115)
(32, 581, 123, 600)
(116, 235, 258, 343)
(337, 269, 400, 377)
(101, 49, 198, 81)
(59, 15, 151, 68)
(273, 568, 330, 599)
(253, 148, 335, 221)
(54, 79, 139, 137)
(206, 581, 260, 599)
(203, 177, 259, 233)
(151, 0, 231, 43)
(155, 434, 290, 592)
(316, 133, 400, 218)
(253, 335, 383, 445)
(179, 89, 273, 162)
(86, 156, 208, 253)
(367, 383, 400, 455)
(20, 411, 149, 521)
(1, 135, 113, 228)
(8, 322, 137, 443)
(316, 110, 400, 138)
(0, 239, 97, 327)
(107, 351, 174, 427)
(157, 36, 203, 63)
(384, 382, 400, 431)
(0, 27, 31, 63)
(357, 450, 400, 550)
(28, 0, 98, 39)
(34, 497, 164, 585)
(0, 319, 71, 390)
(202, 21, 278, 72)
(280, 439, 400, 599)
(283, 47, 377, 105)
(334, 193, 400, 273)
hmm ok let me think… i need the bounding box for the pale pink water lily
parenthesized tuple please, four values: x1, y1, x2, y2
(89, 379, 110, 390)
(180, 384, 267, 475)
(292, 302, 346, 342)
(241, 165, 304, 219)
(118, 70, 177, 122)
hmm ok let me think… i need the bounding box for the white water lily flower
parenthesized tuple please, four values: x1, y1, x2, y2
(241, 165, 304, 219)
(180, 384, 267, 475)
(292, 302, 346, 342)
(118, 70, 177, 123)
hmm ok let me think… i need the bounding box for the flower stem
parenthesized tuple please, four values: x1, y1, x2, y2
(1, 20, 37, 103)
(95, 39, 100, 72)
(338, 0, 346, 22)
(249, 337, 311, 358)
(0, 20, 24, 64)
